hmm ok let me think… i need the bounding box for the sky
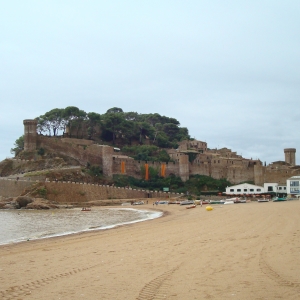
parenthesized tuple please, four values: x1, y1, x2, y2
(1, 0, 299, 165)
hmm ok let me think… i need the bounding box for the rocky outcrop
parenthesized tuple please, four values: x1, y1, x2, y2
(15, 196, 33, 208)
(0, 196, 59, 210)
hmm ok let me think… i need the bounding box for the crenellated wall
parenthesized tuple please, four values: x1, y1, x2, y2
(44, 181, 180, 203)
(0, 178, 34, 197)
(0, 178, 182, 202)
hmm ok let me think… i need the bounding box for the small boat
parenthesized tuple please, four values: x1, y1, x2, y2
(133, 201, 144, 205)
(234, 199, 247, 203)
(272, 197, 287, 202)
(81, 207, 91, 211)
(201, 200, 210, 204)
(223, 200, 234, 205)
(168, 201, 181, 204)
(257, 198, 269, 203)
(157, 201, 169, 204)
(186, 205, 196, 209)
(209, 200, 223, 204)
(180, 200, 195, 206)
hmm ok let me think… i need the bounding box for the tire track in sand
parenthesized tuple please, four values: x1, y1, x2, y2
(0, 263, 100, 300)
(137, 265, 180, 300)
(259, 247, 300, 290)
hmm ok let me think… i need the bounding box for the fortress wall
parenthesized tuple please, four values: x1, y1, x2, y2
(226, 167, 255, 184)
(254, 164, 264, 186)
(263, 168, 300, 185)
(44, 182, 180, 203)
(190, 163, 210, 177)
(112, 157, 180, 179)
(0, 178, 34, 197)
(61, 138, 94, 146)
(38, 136, 104, 166)
(165, 161, 180, 177)
(11, 159, 32, 168)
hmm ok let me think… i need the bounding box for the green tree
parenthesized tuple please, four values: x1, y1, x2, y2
(63, 106, 87, 138)
(102, 113, 126, 144)
(106, 107, 123, 114)
(10, 135, 24, 156)
(86, 112, 101, 140)
(44, 108, 65, 136)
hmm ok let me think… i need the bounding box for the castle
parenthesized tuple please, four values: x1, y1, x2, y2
(23, 119, 300, 185)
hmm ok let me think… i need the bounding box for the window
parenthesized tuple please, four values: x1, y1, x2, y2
(230, 189, 234, 192)
(279, 187, 282, 190)
(244, 189, 247, 192)
(290, 181, 299, 187)
(284, 187, 286, 190)
(237, 189, 241, 192)
(250, 189, 254, 192)
(257, 189, 261, 192)
(267, 186, 273, 192)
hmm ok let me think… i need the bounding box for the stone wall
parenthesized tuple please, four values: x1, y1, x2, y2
(44, 181, 181, 204)
(38, 136, 104, 168)
(0, 178, 34, 197)
(111, 156, 180, 179)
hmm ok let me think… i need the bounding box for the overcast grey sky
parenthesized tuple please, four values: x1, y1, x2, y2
(1, 1, 299, 165)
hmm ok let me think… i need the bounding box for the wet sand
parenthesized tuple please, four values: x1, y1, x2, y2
(0, 200, 299, 299)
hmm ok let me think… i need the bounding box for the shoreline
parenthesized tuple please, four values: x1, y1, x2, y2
(0, 201, 299, 299)
(0, 205, 164, 247)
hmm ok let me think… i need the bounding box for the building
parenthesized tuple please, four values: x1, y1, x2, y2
(286, 176, 300, 197)
(22, 119, 300, 184)
(225, 182, 287, 196)
(225, 183, 264, 195)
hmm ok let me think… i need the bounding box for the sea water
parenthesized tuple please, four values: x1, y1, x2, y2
(0, 208, 162, 245)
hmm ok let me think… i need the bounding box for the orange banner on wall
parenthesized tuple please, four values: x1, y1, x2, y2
(161, 164, 166, 177)
(145, 163, 149, 181)
(121, 161, 125, 174)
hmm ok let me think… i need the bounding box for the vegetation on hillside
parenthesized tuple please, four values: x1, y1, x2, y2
(8, 107, 233, 196)
(35, 106, 190, 148)
(113, 173, 231, 195)
(122, 145, 172, 162)
(10, 135, 24, 156)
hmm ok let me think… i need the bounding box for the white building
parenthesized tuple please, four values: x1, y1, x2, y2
(225, 182, 287, 195)
(225, 183, 263, 195)
(286, 176, 300, 196)
(263, 183, 278, 193)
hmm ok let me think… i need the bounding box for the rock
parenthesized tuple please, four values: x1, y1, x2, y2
(26, 198, 59, 210)
(15, 196, 33, 208)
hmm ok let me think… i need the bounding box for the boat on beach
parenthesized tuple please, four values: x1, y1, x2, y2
(234, 199, 247, 203)
(223, 200, 234, 205)
(180, 200, 195, 206)
(81, 207, 91, 211)
(257, 198, 269, 203)
(209, 200, 224, 204)
(272, 197, 287, 202)
(186, 204, 196, 209)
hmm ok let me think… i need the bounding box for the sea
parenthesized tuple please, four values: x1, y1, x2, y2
(0, 208, 162, 246)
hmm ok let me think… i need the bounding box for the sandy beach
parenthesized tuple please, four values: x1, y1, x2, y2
(0, 200, 299, 299)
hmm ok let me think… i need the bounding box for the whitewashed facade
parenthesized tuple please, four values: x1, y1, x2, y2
(286, 176, 300, 196)
(225, 183, 263, 195)
(225, 182, 287, 195)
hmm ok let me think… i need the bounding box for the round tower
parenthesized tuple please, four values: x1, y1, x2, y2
(23, 119, 37, 151)
(284, 148, 296, 166)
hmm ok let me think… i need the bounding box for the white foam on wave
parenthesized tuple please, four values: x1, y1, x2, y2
(0, 208, 163, 245)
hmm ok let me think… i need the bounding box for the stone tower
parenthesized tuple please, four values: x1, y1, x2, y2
(101, 145, 113, 177)
(284, 148, 296, 166)
(179, 154, 189, 182)
(23, 119, 37, 151)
